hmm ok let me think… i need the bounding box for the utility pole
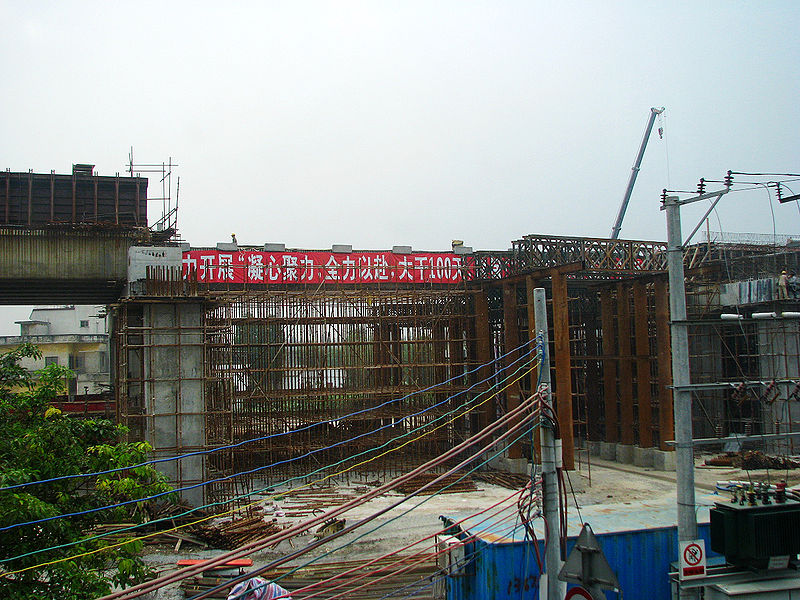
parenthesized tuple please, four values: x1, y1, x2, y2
(664, 195, 697, 544)
(534, 287, 563, 600)
(663, 185, 728, 599)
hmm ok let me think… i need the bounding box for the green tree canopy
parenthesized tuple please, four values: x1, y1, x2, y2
(0, 343, 173, 599)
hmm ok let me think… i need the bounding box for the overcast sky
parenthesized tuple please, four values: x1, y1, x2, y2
(1, 1, 798, 333)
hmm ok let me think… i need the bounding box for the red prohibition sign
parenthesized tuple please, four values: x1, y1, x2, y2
(565, 587, 593, 600)
(683, 543, 703, 566)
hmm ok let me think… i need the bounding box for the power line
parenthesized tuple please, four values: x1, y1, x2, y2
(0, 337, 536, 492)
(2, 358, 540, 569)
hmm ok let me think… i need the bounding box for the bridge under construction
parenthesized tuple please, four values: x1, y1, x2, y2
(3, 167, 799, 507)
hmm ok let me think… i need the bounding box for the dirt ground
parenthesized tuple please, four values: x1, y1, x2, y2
(139, 452, 800, 599)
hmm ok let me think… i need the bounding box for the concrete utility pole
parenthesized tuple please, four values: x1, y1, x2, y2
(534, 287, 563, 600)
(664, 196, 697, 544)
(664, 186, 728, 599)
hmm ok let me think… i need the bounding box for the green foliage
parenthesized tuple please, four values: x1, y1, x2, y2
(0, 343, 174, 598)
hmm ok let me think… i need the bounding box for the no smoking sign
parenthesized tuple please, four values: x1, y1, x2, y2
(679, 540, 706, 580)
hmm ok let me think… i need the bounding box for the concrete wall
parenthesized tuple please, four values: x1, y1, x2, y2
(0, 227, 149, 304)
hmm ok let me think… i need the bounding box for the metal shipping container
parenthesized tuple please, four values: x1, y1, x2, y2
(441, 502, 718, 600)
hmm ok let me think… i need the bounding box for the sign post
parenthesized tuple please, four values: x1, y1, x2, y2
(558, 523, 620, 599)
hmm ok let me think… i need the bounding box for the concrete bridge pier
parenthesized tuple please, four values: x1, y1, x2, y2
(116, 299, 208, 507)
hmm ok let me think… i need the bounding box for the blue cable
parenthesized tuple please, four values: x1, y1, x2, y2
(195, 419, 540, 600)
(0, 337, 536, 492)
(0, 344, 540, 536)
(1, 350, 541, 563)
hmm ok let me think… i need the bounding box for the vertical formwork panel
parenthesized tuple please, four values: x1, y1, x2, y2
(616, 282, 634, 446)
(654, 278, 674, 450)
(633, 281, 653, 448)
(552, 272, 575, 469)
(600, 286, 619, 444)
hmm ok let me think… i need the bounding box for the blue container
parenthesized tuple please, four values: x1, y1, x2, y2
(441, 515, 717, 600)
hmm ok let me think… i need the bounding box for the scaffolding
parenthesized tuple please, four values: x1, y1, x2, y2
(112, 236, 800, 504)
(115, 285, 488, 502)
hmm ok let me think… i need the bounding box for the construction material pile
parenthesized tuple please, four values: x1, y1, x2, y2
(89, 500, 208, 550)
(474, 470, 531, 489)
(705, 451, 800, 470)
(268, 486, 358, 517)
(190, 510, 285, 550)
(392, 471, 478, 496)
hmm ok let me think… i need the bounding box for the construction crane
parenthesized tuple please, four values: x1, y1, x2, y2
(609, 106, 665, 239)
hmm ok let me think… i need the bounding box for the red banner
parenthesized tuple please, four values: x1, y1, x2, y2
(182, 250, 474, 285)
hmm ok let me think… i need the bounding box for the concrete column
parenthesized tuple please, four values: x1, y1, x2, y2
(143, 301, 206, 507)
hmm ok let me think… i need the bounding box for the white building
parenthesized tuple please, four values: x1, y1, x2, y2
(0, 305, 110, 397)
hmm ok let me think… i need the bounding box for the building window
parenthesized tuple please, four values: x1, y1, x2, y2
(80, 320, 89, 328)
(68, 354, 85, 374)
(45, 356, 58, 366)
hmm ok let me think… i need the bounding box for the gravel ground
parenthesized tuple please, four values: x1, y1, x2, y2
(135, 455, 800, 599)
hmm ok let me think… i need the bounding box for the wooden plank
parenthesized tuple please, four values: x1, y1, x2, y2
(176, 558, 253, 568)
(616, 282, 634, 446)
(503, 282, 522, 459)
(135, 180, 140, 225)
(526, 276, 542, 458)
(50, 171, 55, 222)
(114, 175, 120, 224)
(27, 172, 33, 226)
(552, 272, 574, 469)
(633, 281, 653, 447)
(654, 277, 674, 451)
(474, 291, 494, 432)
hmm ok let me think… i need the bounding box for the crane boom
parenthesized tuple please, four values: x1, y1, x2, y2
(609, 106, 665, 239)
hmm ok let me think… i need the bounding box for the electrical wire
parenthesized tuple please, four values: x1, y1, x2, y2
(294, 512, 532, 600)
(242, 488, 532, 600)
(1, 354, 540, 566)
(0, 341, 540, 534)
(0, 337, 537, 492)
(96, 395, 542, 599)
(195, 416, 543, 600)
(4, 366, 540, 580)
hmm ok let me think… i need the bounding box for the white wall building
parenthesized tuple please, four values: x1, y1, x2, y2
(0, 305, 110, 397)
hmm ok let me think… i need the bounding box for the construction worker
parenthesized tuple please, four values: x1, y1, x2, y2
(226, 576, 292, 600)
(778, 270, 789, 299)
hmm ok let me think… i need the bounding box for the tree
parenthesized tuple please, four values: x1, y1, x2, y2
(0, 343, 174, 599)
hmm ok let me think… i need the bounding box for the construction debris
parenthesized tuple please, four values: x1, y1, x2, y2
(473, 470, 532, 489)
(704, 451, 800, 470)
(190, 512, 286, 550)
(392, 472, 478, 496)
(314, 518, 346, 540)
